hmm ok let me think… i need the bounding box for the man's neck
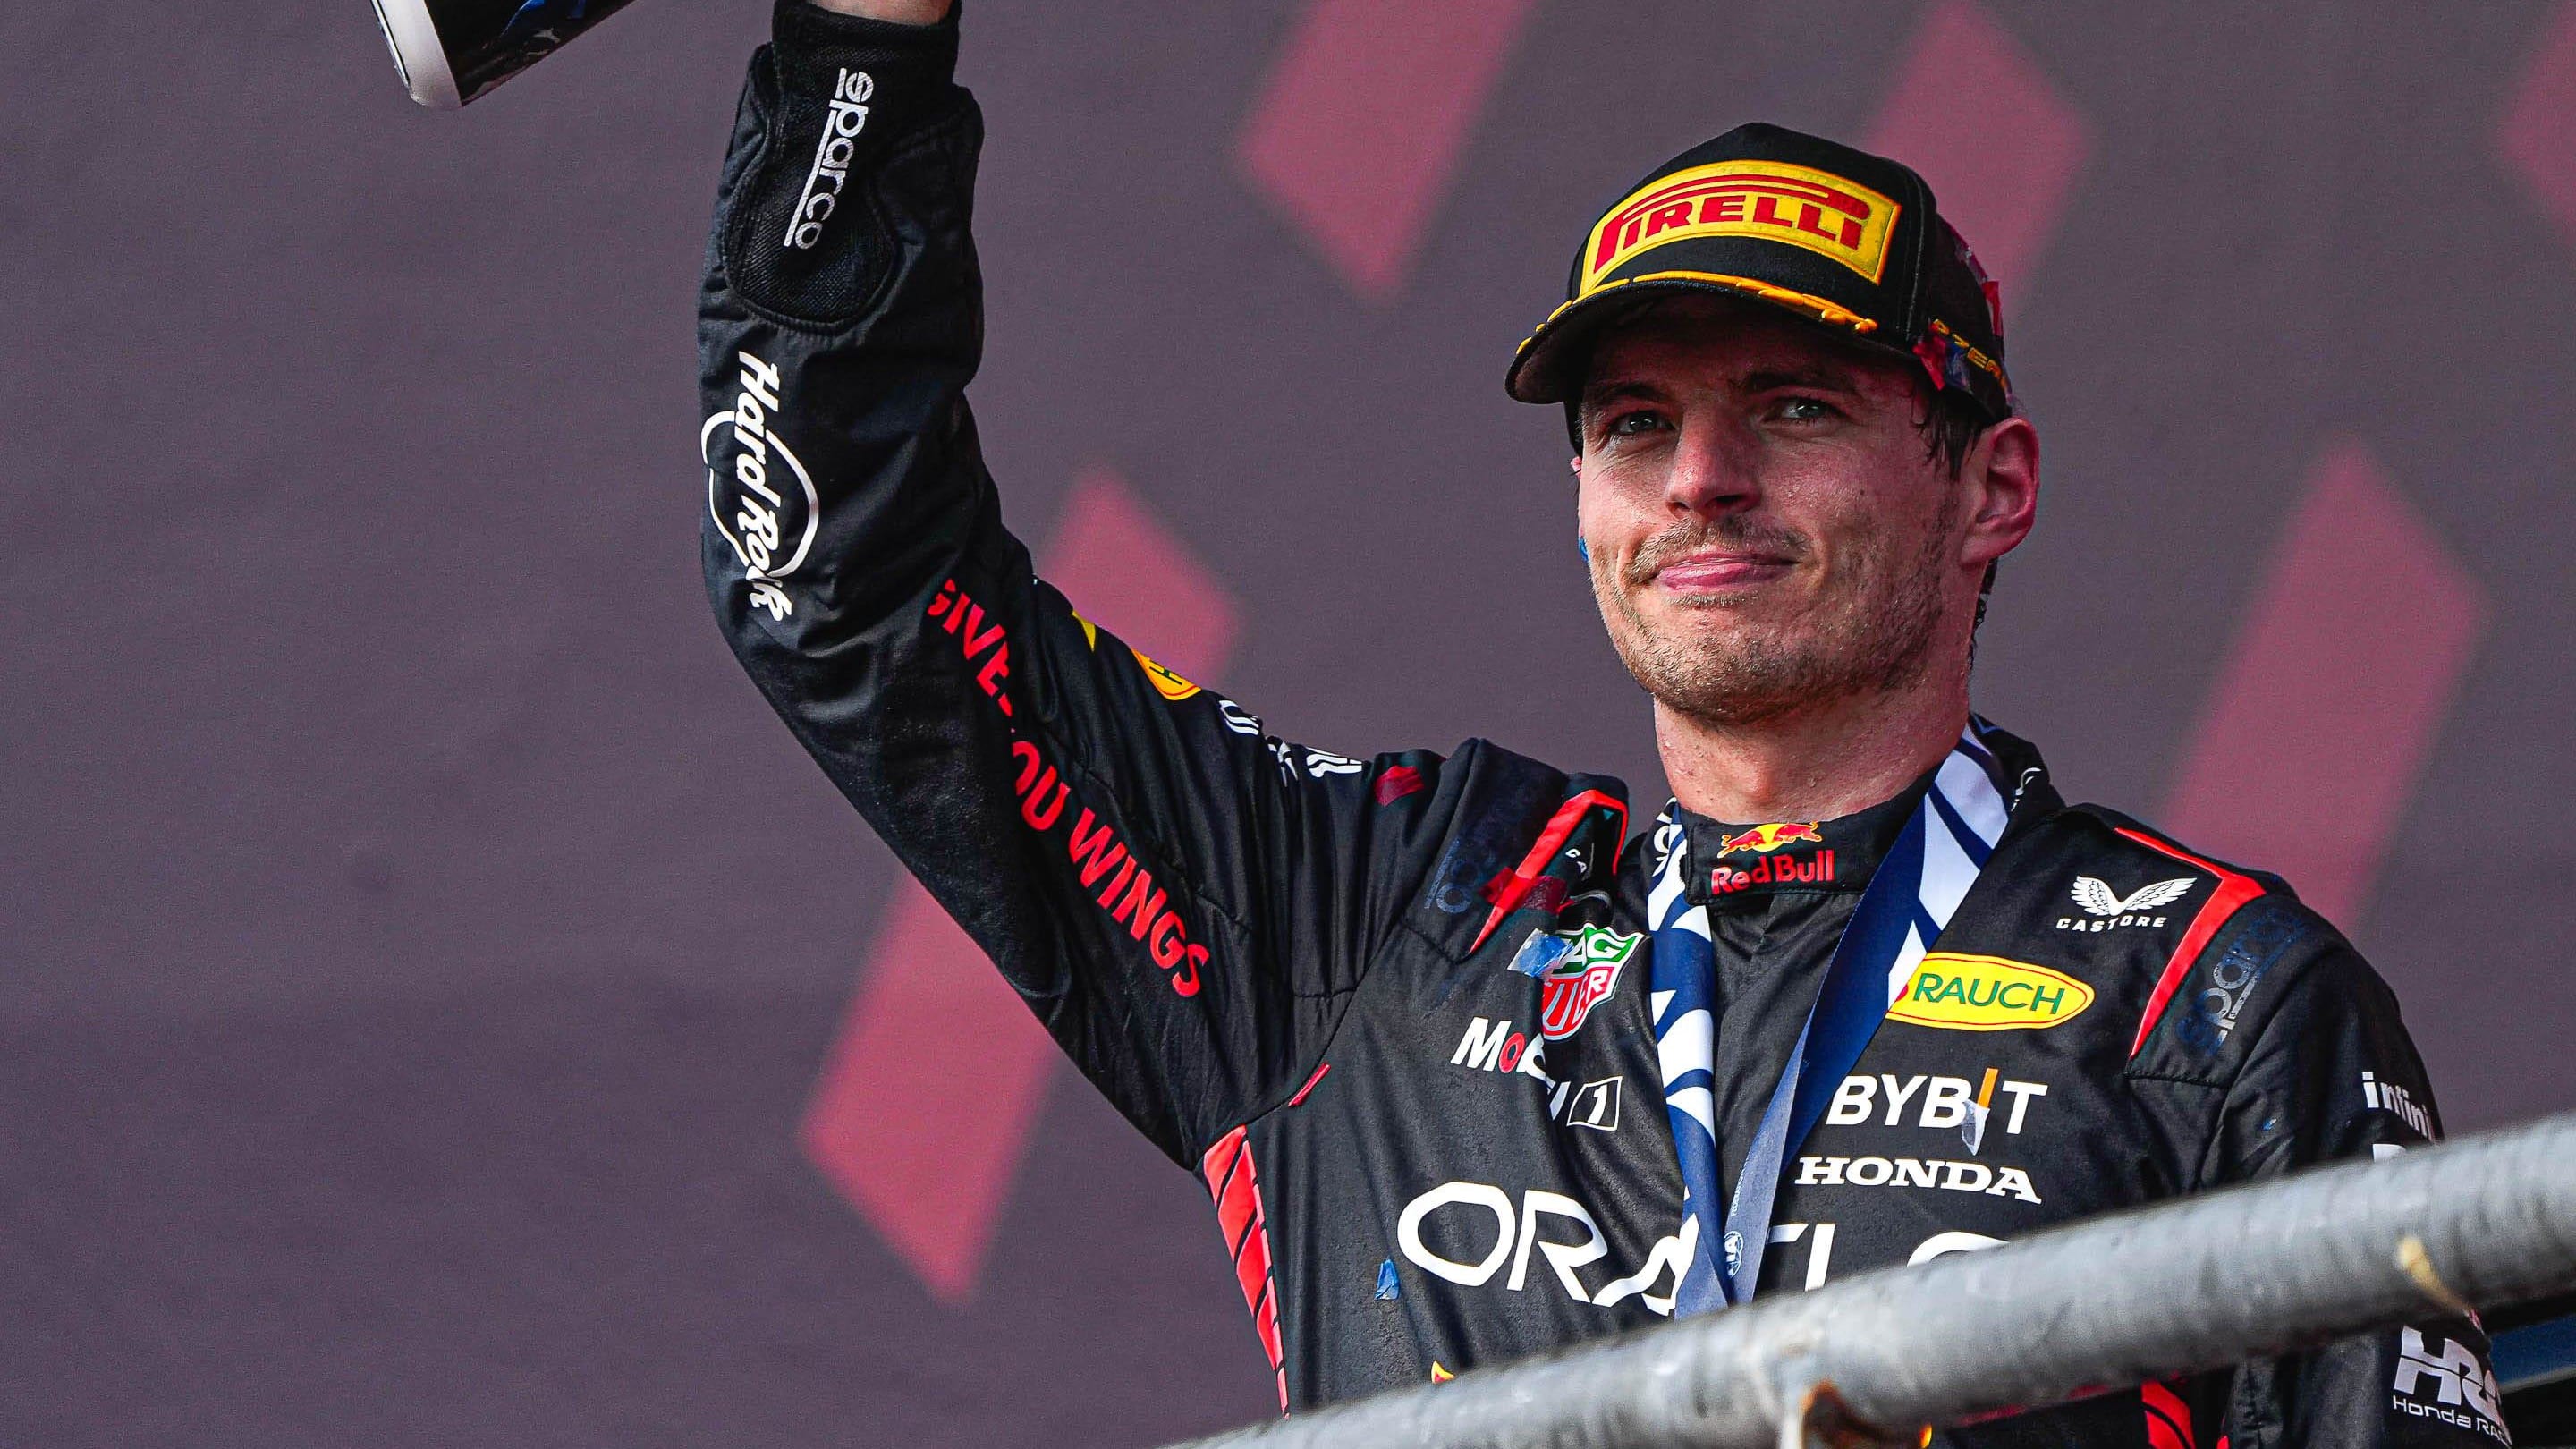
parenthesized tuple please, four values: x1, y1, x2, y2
(1655, 680, 1970, 824)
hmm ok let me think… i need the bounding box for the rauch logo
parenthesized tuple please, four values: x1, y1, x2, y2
(1886, 953, 2093, 1032)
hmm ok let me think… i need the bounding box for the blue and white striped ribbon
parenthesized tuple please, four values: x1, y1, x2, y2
(1648, 726, 2011, 1314)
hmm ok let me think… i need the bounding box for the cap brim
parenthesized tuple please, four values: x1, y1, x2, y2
(1504, 271, 1891, 405)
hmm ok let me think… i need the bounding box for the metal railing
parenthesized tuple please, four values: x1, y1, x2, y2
(1163, 1111, 2576, 1449)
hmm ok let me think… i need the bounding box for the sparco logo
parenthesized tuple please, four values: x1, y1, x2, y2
(704, 352, 818, 622)
(784, 68, 876, 250)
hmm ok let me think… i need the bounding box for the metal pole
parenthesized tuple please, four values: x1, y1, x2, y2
(1160, 1111, 2576, 1449)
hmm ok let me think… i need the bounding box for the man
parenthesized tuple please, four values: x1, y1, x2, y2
(697, 2, 2510, 1443)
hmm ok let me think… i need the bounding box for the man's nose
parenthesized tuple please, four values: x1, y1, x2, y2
(1663, 411, 1759, 518)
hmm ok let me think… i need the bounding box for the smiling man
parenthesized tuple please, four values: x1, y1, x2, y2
(697, 3, 2505, 1445)
(1561, 292, 2032, 824)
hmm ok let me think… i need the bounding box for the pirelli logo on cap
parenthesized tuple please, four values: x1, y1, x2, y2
(1581, 160, 1901, 294)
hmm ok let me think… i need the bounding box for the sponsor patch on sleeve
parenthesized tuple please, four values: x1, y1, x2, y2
(1130, 648, 1202, 701)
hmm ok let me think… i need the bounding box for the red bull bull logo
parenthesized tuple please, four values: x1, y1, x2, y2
(1715, 822, 1824, 856)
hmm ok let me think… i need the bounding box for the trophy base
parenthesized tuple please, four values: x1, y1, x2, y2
(372, 0, 462, 110)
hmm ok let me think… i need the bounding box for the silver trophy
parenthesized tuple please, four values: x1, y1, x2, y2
(373, 0, 640, 108)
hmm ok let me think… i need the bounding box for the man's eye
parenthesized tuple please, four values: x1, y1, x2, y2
(1606, 411, 1666, 436)
(1775, 396, 1838, 422)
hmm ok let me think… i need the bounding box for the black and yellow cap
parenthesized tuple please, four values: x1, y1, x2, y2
(1505, 123, 2013, 425)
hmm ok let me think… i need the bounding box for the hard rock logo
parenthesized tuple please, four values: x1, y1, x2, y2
(704, 351, 818, 623)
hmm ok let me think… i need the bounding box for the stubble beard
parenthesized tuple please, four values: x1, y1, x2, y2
(1592, 501, 1958, 729)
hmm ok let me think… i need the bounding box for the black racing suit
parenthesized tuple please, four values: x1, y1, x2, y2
(696, 6, 2509, 1444)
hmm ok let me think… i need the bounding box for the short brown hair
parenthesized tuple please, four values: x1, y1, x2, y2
(1919, 383, 1993, 480)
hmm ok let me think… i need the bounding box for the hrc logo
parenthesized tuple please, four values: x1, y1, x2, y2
(1582, 160, 1900, 292)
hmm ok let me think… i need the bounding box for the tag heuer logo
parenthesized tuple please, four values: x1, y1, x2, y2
(1536, 926, 1640, 1039)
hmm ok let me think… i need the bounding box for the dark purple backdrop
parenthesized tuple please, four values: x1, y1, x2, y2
(7, 1, 2576, 1443)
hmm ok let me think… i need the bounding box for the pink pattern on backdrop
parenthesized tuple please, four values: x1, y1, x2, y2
(2498, 3, 2576, 254)
(1045, 466, 1243, 668)
(2161, 443, 2487, 932)
(1865, 1, 2091, 293)
(800, 467, 1241, 1301)
(799, 883, 1058, 1303)
(1237, 0, 1543, 301)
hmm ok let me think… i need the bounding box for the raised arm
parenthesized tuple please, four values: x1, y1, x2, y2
(699, 0, 1472, 1164)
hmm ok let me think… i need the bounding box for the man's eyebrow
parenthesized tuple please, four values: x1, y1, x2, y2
(1578, 379, 1664, 412)
(1738, 366, 1862, 395)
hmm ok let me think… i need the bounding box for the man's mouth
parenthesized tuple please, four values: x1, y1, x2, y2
(1653, 550, 1795, 593)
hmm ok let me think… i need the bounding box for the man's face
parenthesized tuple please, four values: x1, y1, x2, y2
(1575, 294, 2028, 729)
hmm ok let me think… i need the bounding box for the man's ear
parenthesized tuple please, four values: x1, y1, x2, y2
(1960, 416, 2038, 569)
